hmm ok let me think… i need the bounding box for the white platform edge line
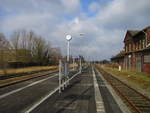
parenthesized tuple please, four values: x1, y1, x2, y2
(92, 66, 106, 113)
(24, 71, 81, 113)
(95, 68, 132, 113)
(0, 74, 58, 99)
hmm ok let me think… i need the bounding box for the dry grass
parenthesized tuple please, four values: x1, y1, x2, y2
(0, 64, 76, 87)
(0, 66, 58, 76)
(69, 63, 78, 68)
(96, 64, 150, 93)
(0, 70, 57, 87)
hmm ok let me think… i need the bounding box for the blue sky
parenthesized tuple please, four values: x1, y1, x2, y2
(0, 0, 150, 60)
(81, 0, 97, 16)
(80, 0, 111, 17)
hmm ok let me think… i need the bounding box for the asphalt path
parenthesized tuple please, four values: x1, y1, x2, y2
(0, 72, 58, 96)
(0, 66, 123, 113)
(0, 72, 59, 113)
(29, 66, 96, 113)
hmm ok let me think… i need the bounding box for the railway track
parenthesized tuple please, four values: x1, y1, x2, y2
(97, 67, 150, 113)
(0, 70, 58, 88)
(0, 69, 57, 80)
(0, 68, 78, 88)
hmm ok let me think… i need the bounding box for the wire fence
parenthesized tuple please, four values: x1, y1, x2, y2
(58, 58, 82, 93)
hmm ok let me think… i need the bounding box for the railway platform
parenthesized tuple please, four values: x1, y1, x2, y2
(28, 66, 124, 113)
(0, 66, 132, 113)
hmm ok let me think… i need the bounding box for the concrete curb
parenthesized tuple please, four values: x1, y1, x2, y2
(92, 66, 106, 113)
(102, 67, 150, 99)
(95, 67, 132, 113)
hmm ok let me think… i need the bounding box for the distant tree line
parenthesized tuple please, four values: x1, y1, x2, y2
(93, 59, 110, 64)
(0, 30, 61, 69)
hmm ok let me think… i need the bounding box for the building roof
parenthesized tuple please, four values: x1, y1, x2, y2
(143, 26, 150, 31)
(111, 51, 125, 60)
(126, 26, 150, 39)
(133, 26, 150, 37)
(127, 30, 140, 37)
(124, 30, 140, 42)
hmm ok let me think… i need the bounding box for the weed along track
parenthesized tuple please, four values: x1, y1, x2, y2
(97, 67, 150, 113)
(0, 69, 57, 80)
(0, 70, 58, 88)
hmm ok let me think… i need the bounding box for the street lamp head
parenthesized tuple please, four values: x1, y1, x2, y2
(80, 33, 84, 36)
(79, 33, 85, 38)
(66, 35, 72, 41)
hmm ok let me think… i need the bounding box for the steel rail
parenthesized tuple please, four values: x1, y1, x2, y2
(97, 67, 150, 113)
(0, 69, 58, 80)
(0, 70, 58, 88)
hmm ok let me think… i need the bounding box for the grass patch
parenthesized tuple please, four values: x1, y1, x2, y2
(0, 64, 77, 87)
(0, 70, 57, 87)
(0, 66, 58, 76)
(106, 67, 150, 80)
(97, 65, 150, 93)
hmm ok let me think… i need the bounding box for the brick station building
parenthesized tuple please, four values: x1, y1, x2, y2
(111, 26, 150, 74)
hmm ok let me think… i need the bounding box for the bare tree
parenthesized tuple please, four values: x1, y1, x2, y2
(50, 47, 61, 65)
(10, 31, 21, 67)
(10, 30, 32, 67)
(0, 33, 10, 75)
(9, 29, 62, 67)
(32, 36, 47, 65)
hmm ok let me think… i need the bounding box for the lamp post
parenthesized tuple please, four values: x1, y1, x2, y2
(66, 33, 84, 72)
(66, 35, 72, 62)
(79, 33, 84, 73)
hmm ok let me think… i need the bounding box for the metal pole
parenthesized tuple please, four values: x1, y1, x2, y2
(67, 41, 70, 62)
(66, 41, 70, 86)
(80, 57, 82, 73)
(59, 60, 62, 93)
(73, 58, 75, 71)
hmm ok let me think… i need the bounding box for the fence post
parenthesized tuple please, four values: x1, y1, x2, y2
(59, 59, 71, 93)
(59, 60, 62, 93)
(73, 58, 75, 71)
(66, 62, 70, 86)
(80, 58, 82, 73)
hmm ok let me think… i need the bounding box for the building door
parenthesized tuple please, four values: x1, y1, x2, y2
(136, 56, 141, 72)
(128, 55, 131, 70)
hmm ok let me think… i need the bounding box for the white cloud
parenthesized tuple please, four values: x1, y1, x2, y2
(89, 2, 100, 12)
(96, 0, 150, 29)
(60, 0, 80, 13)
(2, 13, 53, 32)
(0, 0, 150, 60)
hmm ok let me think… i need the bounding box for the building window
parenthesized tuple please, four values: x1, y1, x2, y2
(144, 55, 150, 63)
(129, 44, 131, 51)
(136, 42, 138, 50)
(140, 40, 142, 49)
(143, 40, 146, 48)
(142, 40, 144, 49)
(138, 41, 140, 50)
(126, 45, 128, 52)
(132, 43, 135, 51)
